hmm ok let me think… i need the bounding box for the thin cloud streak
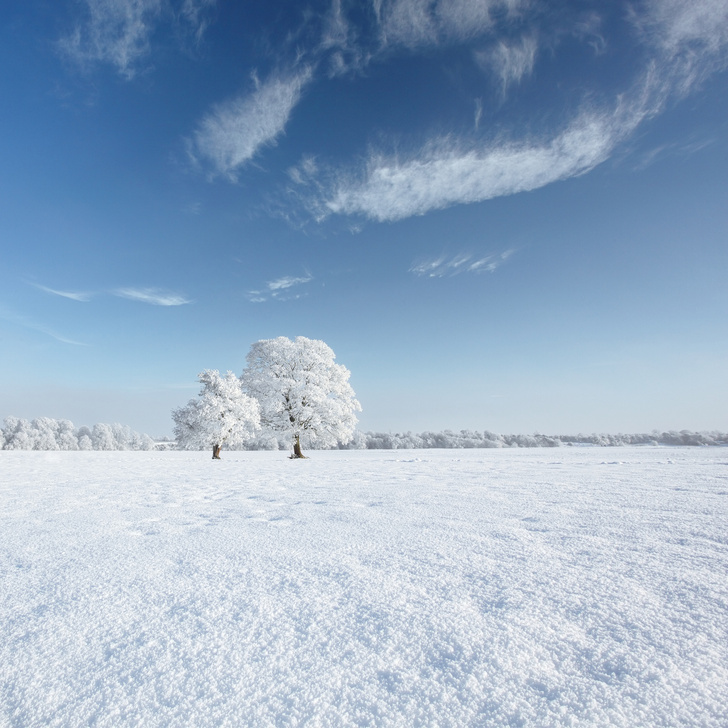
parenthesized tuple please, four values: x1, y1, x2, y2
(32, 283, 93, 302)
(28, 281, 190, 306)
(181, 0, 217, 42)
(114, 288, 192, 306)
(410, 250, 514, 277)
(247, 273, 313, 303)
(475, 34, 538, 95)
(189, 68, 313, 181)
(267, 275, 314, 291)
(0, 307, 88, 346)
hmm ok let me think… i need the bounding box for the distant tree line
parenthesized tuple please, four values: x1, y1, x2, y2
(2, 418, 726, 452)
(337, 429, 728, 449)
(1, 416, 155, 451)
(226, 429, 727, 450)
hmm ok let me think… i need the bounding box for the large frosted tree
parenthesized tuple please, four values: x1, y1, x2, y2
(173, 370, 260, 458)
(242, 336, 361, 458)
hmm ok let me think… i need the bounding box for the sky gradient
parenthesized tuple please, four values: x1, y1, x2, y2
(1, 0, 727, 437)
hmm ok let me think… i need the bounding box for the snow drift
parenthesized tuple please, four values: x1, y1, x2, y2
(1, 447, 726, 727)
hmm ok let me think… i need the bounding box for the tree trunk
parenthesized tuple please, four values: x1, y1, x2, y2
(212, 444, 221, 459)
(292, 434, 306, 459)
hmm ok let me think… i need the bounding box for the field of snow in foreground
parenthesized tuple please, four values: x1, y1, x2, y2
(1, 448, 727, 727)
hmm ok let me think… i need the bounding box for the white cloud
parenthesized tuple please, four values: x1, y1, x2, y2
(189, 68, 313, 181)
(436, 0, 528, 42)
(633, 0, 728, 96)
(321, 0, 350, 52)
(281, 0, 727, 227)
(319, 103, 646, 222)
(59, 0, 217, 77)
(29, 281, 194, 306)
(59, 0, 163, 78)
(267, 275, 313, 291)
(573, 12, 606, 55)
(247, 273, 313, 303)
(114, 288, 192, 306)
(288, 156, 319, 185)
(475, 34, 538, 95)
(319, 0, 372, 77)
(181, 0, 217, 42)
(640, 0, 728, 55)
(410, 250, 514, 277)
(473, 98, 483, 129)
(32, 283, 93, 302)
(376, 0, 529, 48)
(377, 0, 437, 47)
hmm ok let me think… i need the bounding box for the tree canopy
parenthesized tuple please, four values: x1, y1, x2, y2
(241, 336, 361, 457)
(173, 370, 260, 458)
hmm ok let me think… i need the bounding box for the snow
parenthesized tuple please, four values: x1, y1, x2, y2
(1, 447, 726, 727)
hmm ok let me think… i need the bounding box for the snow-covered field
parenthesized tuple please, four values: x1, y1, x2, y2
(1, 448, 726, 727)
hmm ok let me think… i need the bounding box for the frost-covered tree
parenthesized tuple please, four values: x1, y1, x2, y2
(172, 370, 260, 459)
(92, 423, 117, 451)
(2, 417, 33, 450)
(31, 417, 60, 450)
(241, 336, 361, 458)
(56, 419, 79, 451)
(0, 416, 154, 450)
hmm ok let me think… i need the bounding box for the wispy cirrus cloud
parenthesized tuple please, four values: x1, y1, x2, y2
(632, 0, 728, 97)
(59, 0, 163, 78)
(114, 288, 192, 306)
(28, 281, 190, 307)
(181, 0, 217, 42)
(29, 281, 191, 307)
(475, 34, 538, 95)
(267, 275, 313, 291)
(282, 0, 728, 225)
(0, 306, 88, 346)
(315, 0, 532, 76)
(638, 0, 728, 56)
(31, 283, 94, 302)
(188, 68, 313, 181)
(59, 0, 216, 78)
(319, 0, 372, 76)
(316, 103, 644, 222)
(410, 250, 514, 278)
(247, 273, 313, 303)
(375, 0, 529, 49)
(187, 0, 531, 181)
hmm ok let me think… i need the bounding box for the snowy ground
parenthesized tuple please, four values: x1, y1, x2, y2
(1, 448, 727, 727)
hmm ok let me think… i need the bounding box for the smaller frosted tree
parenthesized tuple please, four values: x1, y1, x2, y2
(242, 336, 361, 458)
(173, 370, 260, 459)
(92, 423, 117, 451)
(2, 417, 33, 450)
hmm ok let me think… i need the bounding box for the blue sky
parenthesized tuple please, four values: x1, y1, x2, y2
(1, 0, 727, 437)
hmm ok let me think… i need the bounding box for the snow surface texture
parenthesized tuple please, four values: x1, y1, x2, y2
(1, 448, 726, 727)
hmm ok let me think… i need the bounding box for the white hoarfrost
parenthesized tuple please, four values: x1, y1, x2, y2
(242, 336, 361, 454)
(1, 416, 155, 451)
(0, 447, 726, 727)
(172, 370, 260, 455)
